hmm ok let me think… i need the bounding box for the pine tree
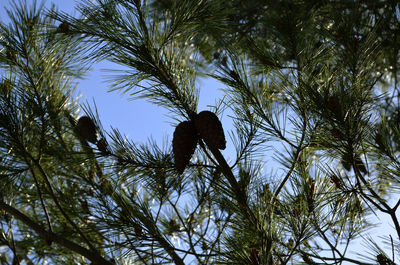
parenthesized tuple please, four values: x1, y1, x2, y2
(0, 0, 400, 264)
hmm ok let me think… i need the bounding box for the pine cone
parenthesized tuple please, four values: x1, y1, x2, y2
(327, 95, 342, 116)
(100, 179, 113, 195)
(80, 199, 90, 214)
(330, 175, 343, 190)
(302, 254, 316, 265)
(6, 49, 14, 61)
(133, 223, 143, 236)
(76, 116, 98, 144)
(330, 128, 344, 139)
(308, 179, 315, 212)
(0, 114, 8, 128)
(249, 248, 260, 265)
(195, 110, 226, 150)
(377, 254, 395, 265)
(0, 79, 12, 95)
(57, 22, 70, 33)
(172, 121, 198, 174)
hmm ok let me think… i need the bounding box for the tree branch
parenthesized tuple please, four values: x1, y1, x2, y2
(200, 141, 258, 227)
(0, 201, 114, 265)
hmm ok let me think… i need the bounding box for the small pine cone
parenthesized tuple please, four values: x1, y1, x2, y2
(302, 254, 316, 265)
(80, 199, 90, 214)
(87, 187, 94, 196)
(287, 238, 294, 249)
(330, 128, 344, 139)
(249, 248, 260, 265)
(133, 223, 143, 236)
(221, 56, 228, 67)
(172, 121, 198, 174)
(169, 219, 180, 233)
(309, 178, 315, 198)
(100, 179, 113, 195)
(0, 114, 8, 128)
(213, 52, 220, 60)
(6, 49, 14, 61)
(308, 179, 315, 212)
(45, 236, 53, 246)
(330, 175, 343, 190)
(353, 37, 361, 46)
(1, 79, 12, 95)
(76, 116, 98, 144)
(201, 242, 208, 251)
(195, 110, 226, 150)
(377, 254, 395, 265)
(327, 95, 342, 116)
(57, 22, 70, 33)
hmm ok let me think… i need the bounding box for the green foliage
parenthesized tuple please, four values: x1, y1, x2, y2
(0, 0, 400, 264)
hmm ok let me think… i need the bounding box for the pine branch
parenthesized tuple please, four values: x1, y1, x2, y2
(0, 200, 114, 265)
(110, 191, 186, 265)
(27, 154, 97, 251)
(27, 165, 53, 244)
(0, 232, 35, 265)
(199, 140, 257, 227)
(274, 114, 308, 199)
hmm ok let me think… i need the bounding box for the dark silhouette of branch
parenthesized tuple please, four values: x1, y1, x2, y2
(0, 201, 114, 265)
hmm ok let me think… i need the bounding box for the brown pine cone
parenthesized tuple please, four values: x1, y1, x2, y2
(308, 179, 315, 212)
(6, 49, 15, 61)
(249, 248, 260, 265)
(327, 95, 342, 116)
(330, 175, 343, 190)
(1, 79, 12, 95)
(377, 254, 395, 265)
(302, 254, 316, 265)
(133, 223, 143, 236)
(330, 128, 344, 139)
(57, 22, 70, 33)
(195, 110, 226, 150)
(76, 116, 98, 144)
(172, 121, 198, 174)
